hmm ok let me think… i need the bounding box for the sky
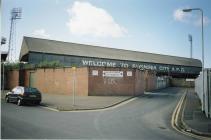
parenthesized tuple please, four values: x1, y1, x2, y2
(1, 0, 211, 68)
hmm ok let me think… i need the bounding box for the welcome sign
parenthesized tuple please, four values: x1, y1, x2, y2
(81, 59, 201, 74)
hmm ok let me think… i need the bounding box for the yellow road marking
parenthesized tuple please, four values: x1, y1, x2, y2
(171, 90, 210, 140)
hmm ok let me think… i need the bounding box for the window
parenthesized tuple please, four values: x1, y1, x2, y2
(24, 88, 39, 94)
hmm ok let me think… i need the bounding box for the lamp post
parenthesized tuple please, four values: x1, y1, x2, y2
(183, 8, 205, 110)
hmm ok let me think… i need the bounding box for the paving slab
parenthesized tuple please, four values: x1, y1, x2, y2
(1, 90, 133, 111)
(41, 93, 133, 111)
(183, 88, 211, 135)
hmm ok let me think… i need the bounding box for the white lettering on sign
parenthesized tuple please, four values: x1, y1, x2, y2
(81, 59, 188, 73)
(92, 70, 98, 76)
(132, 64, 157, 71)
(159, 66, 169, 71)
(82, 60, 116, 67)
(120, 63, 129, 68)
(127, 71, 132, 76)
(103, 71, 123, 77)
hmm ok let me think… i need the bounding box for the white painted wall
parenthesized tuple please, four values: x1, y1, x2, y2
(195, 69, 211, 118)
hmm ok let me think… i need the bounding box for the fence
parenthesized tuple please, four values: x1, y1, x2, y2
(195, 69, 211, 118)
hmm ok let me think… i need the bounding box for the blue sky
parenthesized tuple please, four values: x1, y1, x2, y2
(1, 0, 211, 68)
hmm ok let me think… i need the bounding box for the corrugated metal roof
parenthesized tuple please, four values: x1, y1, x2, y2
(20, 36, 202, 67)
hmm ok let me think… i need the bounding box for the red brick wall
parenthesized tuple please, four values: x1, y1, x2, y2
(24, 71, 30, 87)
(76, 68, 89, 96)
(134, 69, 145, 96)
(144, 71, 157, 91)
(6, 67, 148, 96)
(6, 70, 19, 89)
(23, 67, 88, 96)
(88, 67, 145, 96)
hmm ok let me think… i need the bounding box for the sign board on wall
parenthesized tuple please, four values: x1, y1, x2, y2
(127, 71, 132, 76)
(92, 70, 98, 76)
(103, 71, 123, 77)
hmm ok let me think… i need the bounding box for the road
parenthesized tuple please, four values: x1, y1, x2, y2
(1, 87, 196, 139)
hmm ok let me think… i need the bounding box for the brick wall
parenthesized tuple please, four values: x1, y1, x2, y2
(6, 70, 19, 89)
(5, 67, 88, 95)
(88, 67, 145, 96)
(23, 70, 30, 87)
(144, 71, 157, 91)
(134, 69, 145, 95)
(6, 67, 149, 96)
(29, 67, 89, 95)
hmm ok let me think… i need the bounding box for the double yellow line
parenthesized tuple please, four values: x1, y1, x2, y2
(171, 90, 210, 140)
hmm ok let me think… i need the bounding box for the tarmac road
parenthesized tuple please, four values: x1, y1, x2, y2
(1, 87, 196, 139)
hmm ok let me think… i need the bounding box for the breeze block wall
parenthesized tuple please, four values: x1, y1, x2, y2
(88, 67, 145, 96)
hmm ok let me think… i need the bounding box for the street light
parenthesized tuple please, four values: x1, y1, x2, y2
(183, 8, 205, 110)
(183, 9, 193, 12)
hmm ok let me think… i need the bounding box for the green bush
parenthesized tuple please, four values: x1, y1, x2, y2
(3, 62, 20, 70)
(36, 60, 64, 68)
(2, 60, 64, 71)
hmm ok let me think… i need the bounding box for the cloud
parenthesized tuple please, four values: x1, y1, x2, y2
(66, 1, 127, 38)
(173, 7, 210, 26)
(32, 29, 50, 38)
(194, 16, 211, 26)
(173, 8, 191, 22)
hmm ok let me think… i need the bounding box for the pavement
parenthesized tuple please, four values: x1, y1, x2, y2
(182, 88, 211, 136)
(1, 90, 133, 111)
(41, 93, 133, 111)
